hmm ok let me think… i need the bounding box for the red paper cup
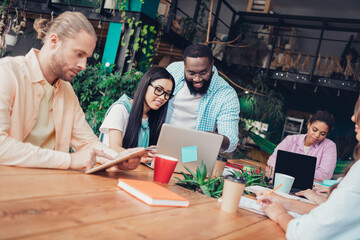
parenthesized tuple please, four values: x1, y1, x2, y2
(154, 154, 178, 184)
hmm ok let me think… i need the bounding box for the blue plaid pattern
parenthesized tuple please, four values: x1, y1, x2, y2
(166, 61, 240, 151)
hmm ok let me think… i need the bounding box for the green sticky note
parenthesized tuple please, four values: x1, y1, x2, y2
(181, 146, 198, 163)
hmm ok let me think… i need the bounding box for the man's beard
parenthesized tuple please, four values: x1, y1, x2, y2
(50, 51, 74, 82)
(185, 73, 212, 96)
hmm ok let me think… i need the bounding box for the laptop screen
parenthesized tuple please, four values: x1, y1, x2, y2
(274, 150, 317, 190)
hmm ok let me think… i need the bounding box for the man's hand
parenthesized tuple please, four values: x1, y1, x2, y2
(141, 145, 156, 164)
(220, 135, 229, 152)
(70, 148, 114, 171)
(116, 158, 142, 170)
(115, 147, 145, 170)
(205, 132, 228, 152)
(101, 147, 145, 172)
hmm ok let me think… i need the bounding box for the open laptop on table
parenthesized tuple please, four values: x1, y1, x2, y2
(273, 150, 317, 193)
(150, 124, 223, 174)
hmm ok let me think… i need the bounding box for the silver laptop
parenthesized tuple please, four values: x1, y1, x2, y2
(150, 124, 223, 174)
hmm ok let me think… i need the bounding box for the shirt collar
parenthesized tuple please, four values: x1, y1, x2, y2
(207, 66, 220, 94)
(294, 134, 307, 148)
(25, 48, 62, 88)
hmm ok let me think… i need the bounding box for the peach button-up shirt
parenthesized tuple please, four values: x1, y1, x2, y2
(0, 49, 106, 169)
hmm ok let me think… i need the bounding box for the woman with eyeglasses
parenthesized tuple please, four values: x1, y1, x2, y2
(99, 67, 175, 162)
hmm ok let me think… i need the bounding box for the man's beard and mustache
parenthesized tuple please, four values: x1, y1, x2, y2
(185, 72, 212, 96)
(50, 50, 78, 82)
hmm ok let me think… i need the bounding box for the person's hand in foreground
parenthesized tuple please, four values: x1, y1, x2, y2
(116, 158, 142, 170)
(256, 189, 286, 204)
(70, 148, 114, 171)
(257, 188, 318, 216)
(113, 147, 145, 171)
(295, 189, 327, 204)
(141, 145, 157, 164)
(257, 194, 294, 231)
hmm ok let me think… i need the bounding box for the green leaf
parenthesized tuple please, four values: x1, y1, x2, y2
(200, 185, 211, 197)
(135, 20, 143, 27)
(183, 165, 197, 179)
(129, 29, 135, 36)
(247, 177, 262, 185)
(93, 53, 100, 60)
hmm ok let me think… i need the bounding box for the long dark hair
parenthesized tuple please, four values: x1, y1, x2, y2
(122, 67, 175, 148)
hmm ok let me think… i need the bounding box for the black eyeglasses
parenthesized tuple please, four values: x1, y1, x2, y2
(149, 83, 173, 100)
(185, 69, 212, 80)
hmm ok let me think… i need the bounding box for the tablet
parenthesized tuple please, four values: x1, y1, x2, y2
(85, 147, 149, 174)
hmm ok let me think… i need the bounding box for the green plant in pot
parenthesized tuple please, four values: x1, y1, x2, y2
(175, 161, 224, 199)
(176, 161, 268, 198)
(229, 164, 268, 191)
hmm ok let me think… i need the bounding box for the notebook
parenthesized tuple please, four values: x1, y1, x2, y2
(117, 178, 189, 207)
(245, 185, 315, 203)
(151, 124, 223, 174)
(274, 150, 317, 192)
(218, 196, 301, 218)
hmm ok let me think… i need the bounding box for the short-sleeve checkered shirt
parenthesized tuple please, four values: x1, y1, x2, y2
(166, 61, 240, 152)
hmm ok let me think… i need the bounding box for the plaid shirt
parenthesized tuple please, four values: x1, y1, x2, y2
(166, 61, 240, 152)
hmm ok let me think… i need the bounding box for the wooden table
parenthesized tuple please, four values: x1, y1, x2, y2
(0, 164, 285, 239)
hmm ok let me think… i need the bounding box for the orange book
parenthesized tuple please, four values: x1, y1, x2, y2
(117, 178, 190, 207)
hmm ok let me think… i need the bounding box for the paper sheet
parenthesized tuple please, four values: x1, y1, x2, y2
(218, 197, 301, 218)
(245, 185, 314, 204)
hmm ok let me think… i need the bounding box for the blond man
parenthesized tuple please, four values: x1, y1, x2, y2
(0, 11, 141, 171)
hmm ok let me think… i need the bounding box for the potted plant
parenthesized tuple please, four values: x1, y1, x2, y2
(175, 161, 224, 199)
(228, 164, 268, 190)
(175, 161, 268, 198)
